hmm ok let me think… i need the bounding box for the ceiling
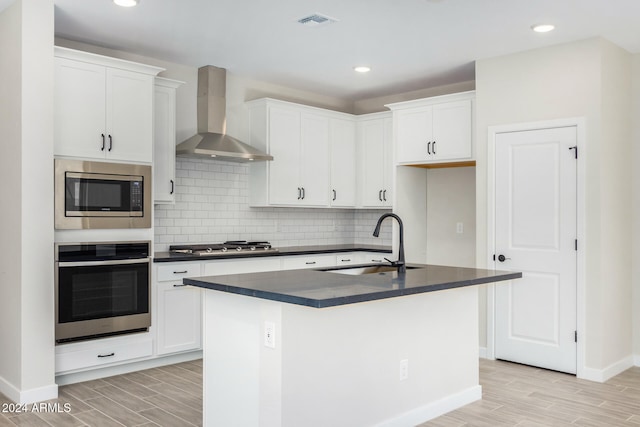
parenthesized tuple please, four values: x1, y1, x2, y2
(5, 0, 640, 101)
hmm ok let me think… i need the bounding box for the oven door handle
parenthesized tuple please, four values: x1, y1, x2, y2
(57, 258, 150, 267)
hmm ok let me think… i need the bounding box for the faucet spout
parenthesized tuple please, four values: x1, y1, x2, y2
(372, 213, 406, 273)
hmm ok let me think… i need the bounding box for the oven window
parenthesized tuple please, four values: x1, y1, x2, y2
(58, 262, 149, 323)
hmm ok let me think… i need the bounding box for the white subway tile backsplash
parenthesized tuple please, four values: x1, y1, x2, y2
(154, 158, 392, 253)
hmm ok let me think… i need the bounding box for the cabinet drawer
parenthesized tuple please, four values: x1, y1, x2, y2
(55, 336, 152, 373)
(156, 263, 201, 282)
(335, 253, 364, 265)
(281, 254, 336, 270)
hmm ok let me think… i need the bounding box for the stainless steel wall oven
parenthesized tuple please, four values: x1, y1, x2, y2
(55, 241, 151, 343)
(54, 159, 151, 229)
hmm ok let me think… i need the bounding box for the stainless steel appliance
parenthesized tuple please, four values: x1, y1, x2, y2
(55, 241, 151, 343)
(170, 241, 277, 257)
(176, 65, 273, 162)
(54, 159, 152, 229)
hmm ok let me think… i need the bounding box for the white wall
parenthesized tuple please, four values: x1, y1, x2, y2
(631, 54, 640, 358)
(0, 0, 23, 395)
(475, 38, 632, 374)
(426, 167, 476, 268)
(0, 0, 56, 403)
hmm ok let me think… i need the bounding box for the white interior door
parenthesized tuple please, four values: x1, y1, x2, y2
(494, 126, 577, 374)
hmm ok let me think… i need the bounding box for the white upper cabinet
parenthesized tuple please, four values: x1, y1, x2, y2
(299, 113, 330, 206)
(388, 91, 474, 165)
(153, 77, 184, 204)
(54, 47, 163, 163)
(248, 99, 354, 208)
(329, 118, 357, 207)
(357, 113, 393, 208)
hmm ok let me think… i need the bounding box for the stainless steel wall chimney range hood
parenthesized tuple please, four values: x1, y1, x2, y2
(176, 65, 273, 162)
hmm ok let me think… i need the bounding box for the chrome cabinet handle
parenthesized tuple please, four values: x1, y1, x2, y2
(383, 190, 387, 201)
(173, 270, 188, 274)
(427, 141, 431, 155)
(108, 135, 113, 151)
(297, 188, 301, 200)
(378, 190, 383, 201)
(301, 187, 305, 200)
(305, 261, 316, 265)
(332, 189, 337, 201)
(97, 352, 115, 358)
(173, 283, 188, 287)
(170, 180, 174, 195)
(433, 140, 436, 155)
(101, 134, 105, 151)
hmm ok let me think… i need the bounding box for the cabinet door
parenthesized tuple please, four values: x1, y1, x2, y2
(54, 57, 107, 159)
(156, 281, 202, 355)
(300, 113, 330, 207)
(105, 68, 154, 163)
(268, 106, 301, 205)
(329, 118, 356, 207)
(153, 84, 177, 203)
(396, 106, 433, 163)
(381, 117, 394, 207)
(359, 119, 387, 207)
(431, 100, 472, 161)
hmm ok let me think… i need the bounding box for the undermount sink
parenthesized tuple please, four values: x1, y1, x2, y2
(320, 264, 418, 275)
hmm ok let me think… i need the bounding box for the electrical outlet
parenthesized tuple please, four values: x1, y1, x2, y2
(456, 222, 464, 234)
(264, 321, 276, 349)
(399, 359, 409, 381)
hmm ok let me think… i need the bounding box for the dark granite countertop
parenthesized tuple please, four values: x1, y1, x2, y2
(153, 244, 392, 263)
(185, 263, 522, 308)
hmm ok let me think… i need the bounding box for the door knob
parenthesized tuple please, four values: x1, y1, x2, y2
(497, 254, 510, 262)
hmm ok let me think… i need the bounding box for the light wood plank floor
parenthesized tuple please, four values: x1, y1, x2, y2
(0, 359, 203, 427)
(422, 359, 640, 426)
(3, 358, 640, 426)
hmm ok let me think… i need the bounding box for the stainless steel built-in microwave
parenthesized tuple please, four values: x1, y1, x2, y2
(55, 159, 151, 229)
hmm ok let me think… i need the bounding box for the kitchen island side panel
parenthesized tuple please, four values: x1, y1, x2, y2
(203, 286, 479, 427)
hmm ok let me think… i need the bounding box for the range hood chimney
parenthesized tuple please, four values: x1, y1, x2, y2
(176, 65, 273, 162)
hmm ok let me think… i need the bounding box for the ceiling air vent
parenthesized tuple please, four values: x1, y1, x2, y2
(297, 13, 339, 27)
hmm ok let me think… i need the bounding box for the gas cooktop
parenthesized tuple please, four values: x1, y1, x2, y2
(169, 241, 277, 256)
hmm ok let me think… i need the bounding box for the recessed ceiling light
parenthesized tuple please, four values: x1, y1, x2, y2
(531, 24, 555, 33)
(113, 0, 139, 7)
(354, 66, 371, 73)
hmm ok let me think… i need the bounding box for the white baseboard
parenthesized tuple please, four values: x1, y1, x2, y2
(55, 350, 202, 386)
(374, 385, 482, 427)
(0, 376, 58, 405)
(580, 355, 634, 383)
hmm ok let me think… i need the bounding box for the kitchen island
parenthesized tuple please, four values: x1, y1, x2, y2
(185, 264, 520, 427)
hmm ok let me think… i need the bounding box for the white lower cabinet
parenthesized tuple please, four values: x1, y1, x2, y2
(359, 252, 389, 263)
(280, 254, 337, 270)
(155, 263, 202, 355)
(55, 333, 153, 374)
(202, 257, 281, 276)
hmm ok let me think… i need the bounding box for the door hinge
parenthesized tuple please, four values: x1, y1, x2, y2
(575, 239, 578, 251)
(569, 146, 578, 159)
(574, 330, 578, 343)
